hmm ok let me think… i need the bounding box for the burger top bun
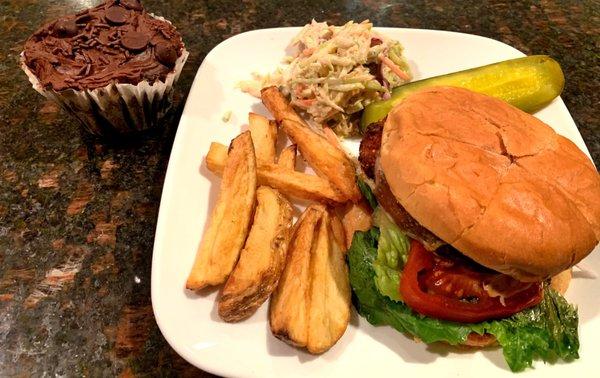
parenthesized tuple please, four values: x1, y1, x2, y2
(380, 86, 600, 282)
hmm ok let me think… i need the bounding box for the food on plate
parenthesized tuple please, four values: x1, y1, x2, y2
(329, 212, 348, 252)
(248, 113, 277, 165)
(261, 86, 361, 203)
(240, 20, 411, 136)
(205, 142, 346, 204)
(360, 55, 564, 130)
(306, 210, 351, 353)
(193, 105, 350, 351)
(184, 18, 595, 369)
(350, 86, 600, 371)
(363, 86, 600, 275)
(186, 132, 257, 290)
(204, 142, 233, 174)
(360, 120, 446, 250)
(21, 0, 188, 136)
(256, 165, 346, 204)
(219, 186, 294, 322)
(277, 144, 297, 170)
(270, 206, 322, 347)
(270, 206, 351, 353)
(322, 127, 344, 151)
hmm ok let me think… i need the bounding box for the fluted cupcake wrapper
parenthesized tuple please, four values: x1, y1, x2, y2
(21, 46, 188, 136)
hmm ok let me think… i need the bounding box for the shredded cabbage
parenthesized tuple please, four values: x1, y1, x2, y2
(239, 20, 411, 136)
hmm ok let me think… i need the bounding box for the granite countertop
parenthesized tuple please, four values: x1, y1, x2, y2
(0, 0, 598, 376)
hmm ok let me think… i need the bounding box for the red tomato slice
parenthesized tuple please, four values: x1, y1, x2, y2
(400, 240, 542, 323)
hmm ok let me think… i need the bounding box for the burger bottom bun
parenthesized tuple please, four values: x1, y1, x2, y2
(463, 333, 498, 348)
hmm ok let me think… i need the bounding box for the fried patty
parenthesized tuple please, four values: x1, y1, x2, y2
(375, 170, 445, 250)
(358, 119, 385, 179)
(359, 118, 445, 250)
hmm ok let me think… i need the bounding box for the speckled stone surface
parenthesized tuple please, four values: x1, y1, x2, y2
(0, 0, 598, 376)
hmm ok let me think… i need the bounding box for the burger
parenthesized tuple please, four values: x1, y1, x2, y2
(349, 86, 600, 371)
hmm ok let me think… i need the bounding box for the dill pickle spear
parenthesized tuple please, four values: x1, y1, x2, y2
(360, 55, 564, 130)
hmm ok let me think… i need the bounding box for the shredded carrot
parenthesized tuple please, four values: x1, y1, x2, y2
(379, 53, 410, 81)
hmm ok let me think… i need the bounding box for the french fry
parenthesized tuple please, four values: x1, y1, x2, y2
(218, 186, 294, 322)
(329, 211, 347, 252)
(206, 142, 345, 204)
(278, 144, 297, 170)
(248, 112, 277, 165)
(261, 86, 360, 203)
(258, 165, 345, 204)
(270, 205, 325, 346)
(186, 132, 257, 290)
(269, 206, 351, 354)
(205, 142, 231, 174)
(323, 127, 343, 151)
(307, 211, 351, 354)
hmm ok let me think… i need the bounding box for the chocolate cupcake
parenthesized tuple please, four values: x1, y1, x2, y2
(21, 0, 189, 136)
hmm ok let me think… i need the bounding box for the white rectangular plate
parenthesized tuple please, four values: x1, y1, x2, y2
(152, 28, 599, 378)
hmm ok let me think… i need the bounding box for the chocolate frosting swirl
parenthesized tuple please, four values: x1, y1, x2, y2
(23, 0, 184, 91)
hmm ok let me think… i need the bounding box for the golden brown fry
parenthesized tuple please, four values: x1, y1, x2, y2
(259, 165, 345, 204)
(248, 112, 277, 166)
(340, 201, 373, 249)
(186, 132, 257, 290)
(218, 186, 294, 322)
(329, 210, 347, 252)
(206, 142, 345, 204)
(278, 144, 297, 170)
(323, 127, 343, 151)
(269, 120, 278, 133)
(269, 206, 351, 354)
(261, 86, 360, 203)
(269, 205, 325, 346)
(205, 142, 229, 174)
(307, 212, 351, 354)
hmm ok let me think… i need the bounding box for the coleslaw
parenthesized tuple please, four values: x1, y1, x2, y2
(239, 20, 411, 136)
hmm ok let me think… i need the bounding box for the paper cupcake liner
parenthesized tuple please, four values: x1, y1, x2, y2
(20, 15, 189, 136)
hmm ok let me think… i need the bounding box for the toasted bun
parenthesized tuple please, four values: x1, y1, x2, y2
(462, 333, 497, 347)
(380, 87, 600, 281)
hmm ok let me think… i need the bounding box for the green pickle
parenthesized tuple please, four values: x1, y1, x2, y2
(360, 55, 564, 130)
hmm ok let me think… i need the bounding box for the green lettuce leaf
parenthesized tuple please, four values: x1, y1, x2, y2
(357, 178, 378, 210)
(348, 228, 580, 372)
(479, 288, 579, 371)
(371, 208, 410, 301)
